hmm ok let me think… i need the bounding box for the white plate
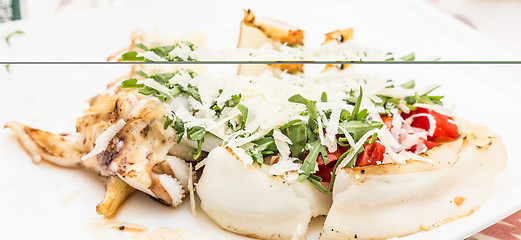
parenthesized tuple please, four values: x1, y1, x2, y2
(1, 1, 521, 239)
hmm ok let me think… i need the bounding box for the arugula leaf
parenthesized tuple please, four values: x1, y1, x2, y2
(357, 109, 368, 121)
(340, 109, 351, 122)
(288, 94, 318, 131)
(329, 148, 353, 190)
(375, 95, 417, 113)
(285, 124, 308, 159)
(345, 145, 366, 167)
(137, 86, 157, 95)
(162, 114, 185, 143)
(308, 175, 331, 194)
(135, 43, 149, 51)
(185, 84, 202, 103)
(186, 126, 205, 159)
(413, 93, 444, 105)
(247, 137, 278, 167)
(253, 137, 278, 153)
(400, 53, 415, 61)
(121, 69, 201, 103)
(366, 132, 378, 144)
(247, 148, 264, 167)
(338, 121, 383, 142)
(351, 87, 363, 120)
(226, 94, 242, 108)
(151, 73, 174, 85)
(137, 86, 169, 102)
(211, 93, 242, 117)
(120, 79, 144, 88)
(135, 71, 148, 78)
(404, 96, 416, 105)
(121, 41, 198, 62)
(151, 46, 175, 59)
(237, 104, 248, 130)
(298, 141, 325, 182)
(279, 119, 302, 131)
(121, 51, 145, 61)
(306, 125, 318, 142)
(400, 80, 415, 89)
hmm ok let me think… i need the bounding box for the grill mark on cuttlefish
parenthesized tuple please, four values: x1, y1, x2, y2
(100, 136, 125, 167)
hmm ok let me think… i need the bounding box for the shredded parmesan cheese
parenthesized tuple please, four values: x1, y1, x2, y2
(273, 129, 293, 161)
(188, 163, 196, 216)
(338, 130, 378, 169)
(138, 51, 166, 62)
(81, 119, 126, 160)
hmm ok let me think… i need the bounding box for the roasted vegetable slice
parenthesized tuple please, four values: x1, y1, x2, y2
(237, 9, 304, 75)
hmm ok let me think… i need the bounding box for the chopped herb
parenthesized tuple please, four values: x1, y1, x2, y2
(163, 115, 174, 130)
(321, 92, 328, 102)
(120, 69, 201, 103)
(186, 126, 205, 159)
(400, 53, 415, 62)
(226, 93, 242, 107)
(246, 137, 278, 167)
(4, 30, 23, 46)
(211, 93, 242, 117)
(121, 79, 144, 88)
(121, 41, 198, 62)
(237, 104, 248, 130)
(184, 84, 202, 103)
(173, 119, 185, 143)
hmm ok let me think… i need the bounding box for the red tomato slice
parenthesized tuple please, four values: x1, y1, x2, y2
(381, 116, 393, 130)
(407, 138, 438, 152)
(315, 145, 348, 183)
(401, 107, 458, 141)
(356, 141, 386, 167)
